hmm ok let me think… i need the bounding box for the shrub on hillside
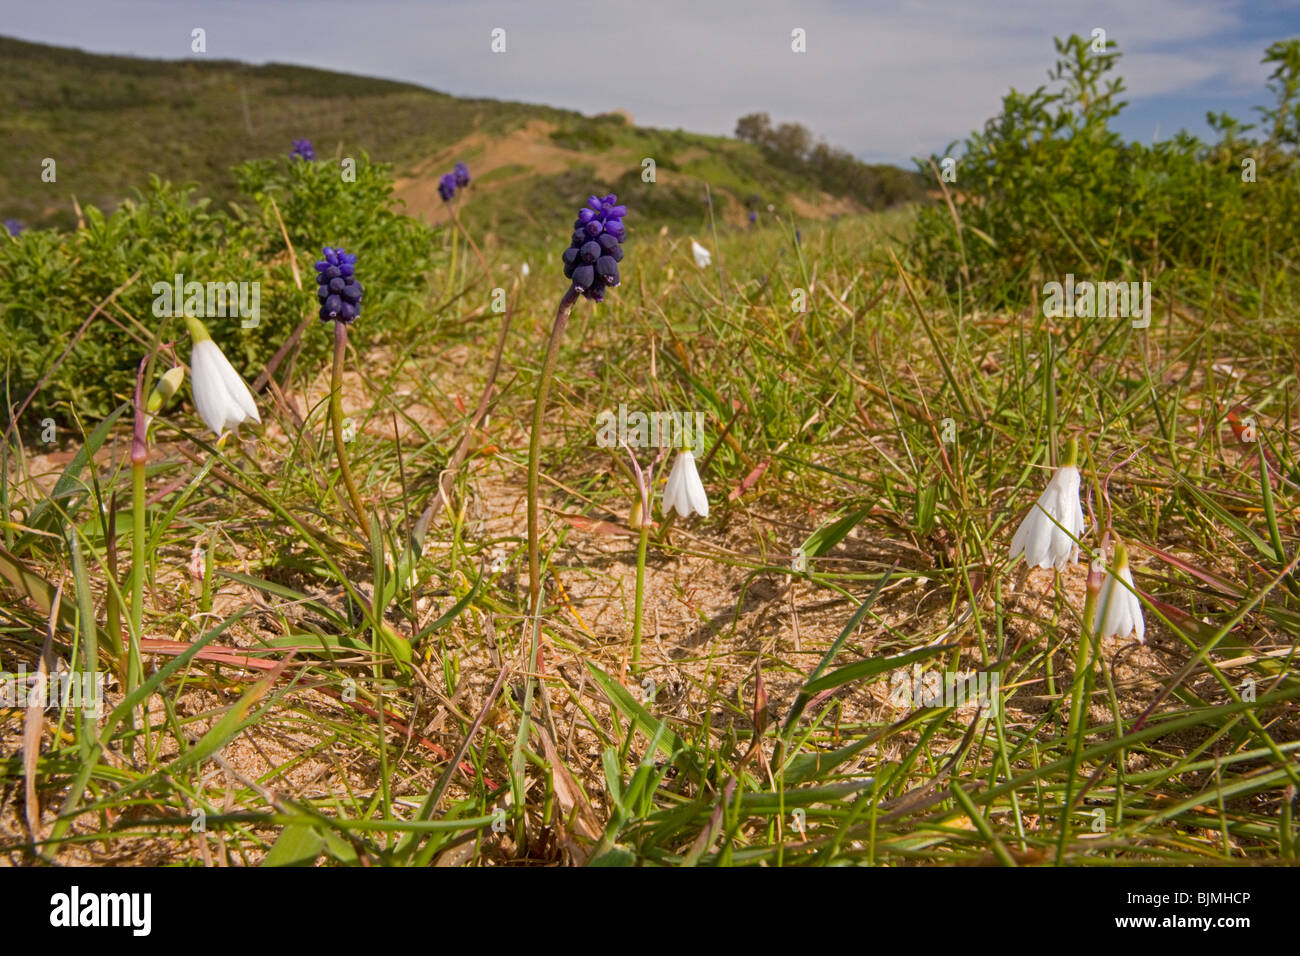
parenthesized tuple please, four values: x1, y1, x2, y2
(734, 113, 928, 208)
(1, 154, 436, 431)
(910, 35, 1300, 309)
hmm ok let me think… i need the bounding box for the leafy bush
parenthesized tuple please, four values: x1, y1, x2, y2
(910, 35, 1300, 308)
(1, 154, 437, 430)
(0, 178, 270, 425)
(233, 151, 436, 357)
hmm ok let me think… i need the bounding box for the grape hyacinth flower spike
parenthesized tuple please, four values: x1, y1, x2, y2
(561, 194, 626, 302)
(290, 139, 316, 161)
(315, 246, 363, 324)
(453, 161, 471, 188)
(438, 174, 456, 202)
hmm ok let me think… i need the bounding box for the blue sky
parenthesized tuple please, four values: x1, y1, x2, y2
(6, 0, 1299, 165)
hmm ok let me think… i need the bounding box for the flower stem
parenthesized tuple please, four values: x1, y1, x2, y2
(1062, 560, 1103, 862)
(1067, 586, 1099, 744)
(330, 320, 369, 540)
(1046, 331, 1058, 469)
(526, 286, 580, 615)
(127, 358, 148, 695)
(129, 458, 145, 690)
(631, 517, 650, 672)
(513, 285, 579, 839)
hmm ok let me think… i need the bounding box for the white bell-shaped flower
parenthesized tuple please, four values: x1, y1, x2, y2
(1009, 460, 1085, 570)
(1093, 543, 1145, 643)
(661, 449, 709, 519)
(186, 315, 260, 438)
(690, 239, 712, 269)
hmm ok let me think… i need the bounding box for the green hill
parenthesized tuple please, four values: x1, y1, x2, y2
(0, 35, 924, 239)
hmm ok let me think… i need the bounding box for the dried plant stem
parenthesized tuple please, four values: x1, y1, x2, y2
(451, 201, 494, 286)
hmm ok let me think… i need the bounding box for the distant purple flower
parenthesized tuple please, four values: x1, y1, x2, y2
(748, 210, 757, 225)
(314, 246, 363, 324)
(453, 162, 471, 188)
(561, 193, 626, 302)
(290, 139, 316, 162)
(438, 174, 456, 202)
(3, 218, 23, 237)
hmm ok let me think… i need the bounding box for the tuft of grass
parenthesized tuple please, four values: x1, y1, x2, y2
(2, 206, 1297, 866)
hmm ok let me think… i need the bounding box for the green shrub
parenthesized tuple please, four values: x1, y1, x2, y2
(911, 35, 1300, 309)
(233, 151, 436, 358)
(1, 154, 437, 431)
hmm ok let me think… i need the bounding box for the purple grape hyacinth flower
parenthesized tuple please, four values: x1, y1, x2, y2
(314, 246, 363, 324)
(290, 139, 316, 162)
(453, 162, 471, 188)
(3, 218, 24, 237)
(561, 193, 626, 302)
(438, 174, 456, 202)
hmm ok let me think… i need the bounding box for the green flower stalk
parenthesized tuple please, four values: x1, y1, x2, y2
(526, 284, 581, 615)
(515, 195, 626, 834)
(314, 246, 369, 539)
(126, 358, 150, 694)
(123, 360, 187, 700)
(330, 318, 369, 537)
(1068, 553, 1104, 744)
(625, 449, 659, 673)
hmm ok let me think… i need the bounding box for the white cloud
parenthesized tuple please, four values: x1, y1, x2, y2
(3, 0, 1291, 164)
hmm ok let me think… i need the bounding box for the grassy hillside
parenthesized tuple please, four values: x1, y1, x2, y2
(0, 35, 923, 238)
(4, 31, 1296, 870)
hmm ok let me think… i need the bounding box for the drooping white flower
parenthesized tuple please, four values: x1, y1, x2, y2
(1093, 544, 1145, 643)
(661, 449, 709, 519)
(1009, 461, 1085, 570)
(690, 239, 712, 269)
(186, 315, 260, 438)
(521, 262, 530, 277)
